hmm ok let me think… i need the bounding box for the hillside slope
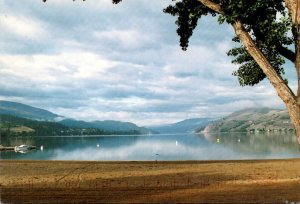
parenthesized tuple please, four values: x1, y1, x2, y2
(0, 101, 152, 135)
(0, 114, 70, 136)
(202, 108, 294, 133)
(60, 119, 152, 134)
(149, 118, 213, 134)
(0, 101, 60, 121)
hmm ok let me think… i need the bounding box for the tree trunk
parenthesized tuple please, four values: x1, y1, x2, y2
(289, 104, 300, 148)
(291, 0, 300, 147)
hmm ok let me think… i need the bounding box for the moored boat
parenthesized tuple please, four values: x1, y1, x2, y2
(14, 145, 36, 153)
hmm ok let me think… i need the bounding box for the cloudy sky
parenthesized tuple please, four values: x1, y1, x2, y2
(0, 0, 297, 126)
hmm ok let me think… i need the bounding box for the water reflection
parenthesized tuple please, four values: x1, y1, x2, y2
(202, 132, 298, 155)
(0, 133, 299, 160)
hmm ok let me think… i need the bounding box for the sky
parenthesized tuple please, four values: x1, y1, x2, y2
(0, 0, 297, 126)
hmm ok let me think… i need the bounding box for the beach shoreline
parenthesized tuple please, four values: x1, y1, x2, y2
(1, 159, 300, 203)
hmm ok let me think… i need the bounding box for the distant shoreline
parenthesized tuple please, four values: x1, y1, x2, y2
(1, 159, 300, 203)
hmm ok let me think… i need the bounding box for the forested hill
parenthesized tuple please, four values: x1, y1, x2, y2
(59, 119, 151, 134)
(0, 100, 60, 121)
(0, 101, 152, 135)
(201, 108, 295, 133)
(0, 114, 143, 137)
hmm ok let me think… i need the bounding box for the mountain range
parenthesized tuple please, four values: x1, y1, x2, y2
(0, 100, 152, 135)
(0, 100, 213, 135)
(0, 100, 295, 136)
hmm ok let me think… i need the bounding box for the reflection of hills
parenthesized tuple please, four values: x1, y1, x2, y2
(201, 132, 298, 154)
(0, 136, 140, 160)
(1, 136, 139, 149)
(0, 137, 36, 148)
(1, 133, 299, 160)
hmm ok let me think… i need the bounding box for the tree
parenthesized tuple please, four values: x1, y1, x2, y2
(44, 0, 300, 148)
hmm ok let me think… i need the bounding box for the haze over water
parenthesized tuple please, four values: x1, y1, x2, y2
(1, 132, 299, 161)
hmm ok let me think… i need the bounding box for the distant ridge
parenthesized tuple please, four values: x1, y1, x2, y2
(0, 100, 60, 121)
(59, 119, 152, 134)
(0, 114, 144, 137)
(0, 101, 152, 135)
(148, 118, 213, 134)
(229, 107, 279, 117)
(201, 108, 294, 133)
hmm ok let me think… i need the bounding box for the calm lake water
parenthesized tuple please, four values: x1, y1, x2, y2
(1, 132, 299, 160)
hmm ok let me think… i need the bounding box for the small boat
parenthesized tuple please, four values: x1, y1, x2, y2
(14, 145, 36, 153)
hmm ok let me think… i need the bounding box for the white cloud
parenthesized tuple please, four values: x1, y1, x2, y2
(29, 0, 114, 8)
(0, 50, 120, 82)
(0, 14, 46, 39)
(94, 29, 153, 49)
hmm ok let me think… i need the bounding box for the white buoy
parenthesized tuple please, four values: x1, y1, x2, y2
(176, 141, 178, 146)
(40, 145, 44, 151)
(97, 144, 100, 148)
(238, 139, 241, 143)
(217, 138, 220, 143)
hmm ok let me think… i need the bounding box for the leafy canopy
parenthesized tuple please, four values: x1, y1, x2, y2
(112, 0, 294, 86)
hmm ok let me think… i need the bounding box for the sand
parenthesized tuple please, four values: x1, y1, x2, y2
(1, 159, 300, 203)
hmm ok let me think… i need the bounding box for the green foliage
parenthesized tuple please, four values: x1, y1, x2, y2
(228, 45, 285, 86)
(163, 0, 216, 50)
(112, 0, 122, 4)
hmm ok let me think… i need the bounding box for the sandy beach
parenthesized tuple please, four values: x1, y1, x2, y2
(1, 159, 300, 203)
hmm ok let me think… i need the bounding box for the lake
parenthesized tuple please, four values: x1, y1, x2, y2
(1, 132, 299, 160)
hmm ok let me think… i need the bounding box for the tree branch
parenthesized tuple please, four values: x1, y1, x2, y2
(275, 44, 296, 62)
(287, 0, 300, 97)
(233, 20, 296, 101)
(285, 0, 298, 24)
(197, 0, 223, 14)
